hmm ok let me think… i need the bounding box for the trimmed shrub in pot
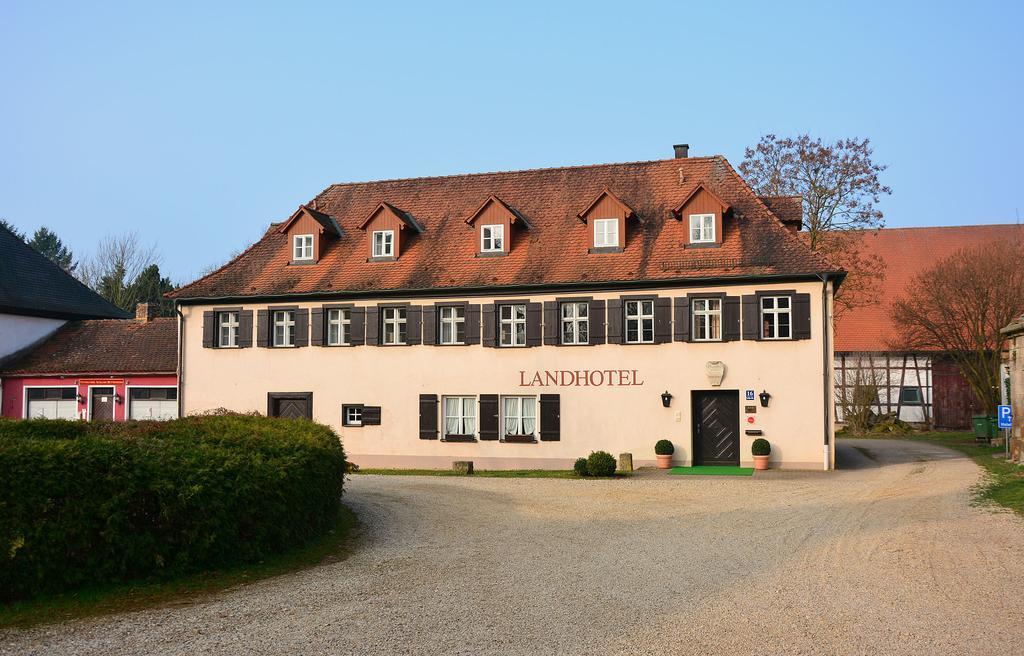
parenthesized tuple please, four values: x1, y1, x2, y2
(751, 438, 771, 470)
(654, 439, 675, 469)
(586, 451, 617, 477)
(573, 457, 589, 477)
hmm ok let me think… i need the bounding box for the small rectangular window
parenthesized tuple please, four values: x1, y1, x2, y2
(327, 308, 351, 346)
(443, 396, 476, 437)
(692, 298, 722, 341)
(481, 225, 504, 252)
(293, 234, 314, 260)
(899, 386, 923, 406)
(372, 230, 394, 258)
(273, 310, 296, 347)
(381, 307, 407, 345)
(560, 301, 589, 345)
(218, 311, 239, 347)
(689, 214, 715, 243)
(593, 218, 619, 248)
(761, 296, 791, 340)
(439, 306, 465, 345)
(502, 396, 537, 437)
(499, 304, 527, 347)
(624, 299, 655, 344)
(343, 404, 363, 426)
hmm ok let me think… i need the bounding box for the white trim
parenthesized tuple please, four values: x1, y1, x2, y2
(125, 384, 180, 421)
(217, 310, 240, 348)
(86, 384, 118, 421)
(593, 218, 619, 248)
(372, 230, 395, 257)
(691, 297, 722, 342)
(689, 213, 715, 243)
(442, 395, 477, 436)
(22, 384, 78, 420)
(326, 307, 351, 346)
(498, 303, 527, 347)
(480, 224, 504, 252)
(381, 306, 407, 345)
(292, 234, 315, 261)
(760, 295, 792, 340)
(624, 299, 655, 344)
(272, 309, 296, 347)
(438, 305, 465, 345)
(560, 301, 589, 345)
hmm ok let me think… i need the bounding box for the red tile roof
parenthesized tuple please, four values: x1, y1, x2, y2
(1, 317, 177, 375)
(834, 224, 1024, 352)
(169, 156, 838, 301)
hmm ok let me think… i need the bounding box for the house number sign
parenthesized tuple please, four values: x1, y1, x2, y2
(519, 369, 645, 388)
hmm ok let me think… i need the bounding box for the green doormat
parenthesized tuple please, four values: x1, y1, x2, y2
(668, 466, 754, 476)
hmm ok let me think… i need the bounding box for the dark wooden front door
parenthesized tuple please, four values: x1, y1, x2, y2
(692, 390, 740, 465)
(267, 392, 312, 419)
(932, 359, 978, 429)
(90, 387, 115, 421)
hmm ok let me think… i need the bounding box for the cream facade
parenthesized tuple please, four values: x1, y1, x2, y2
(179, 279, 837, 470)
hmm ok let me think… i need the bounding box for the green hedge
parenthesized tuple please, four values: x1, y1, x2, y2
(0, 414, 346, 603)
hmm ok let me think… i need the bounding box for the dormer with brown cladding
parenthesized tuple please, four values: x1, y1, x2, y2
(358, 202, 424, 262)
(576, 188, 636, 254)
(465, 195, 531, 257)
(673, 183, 731, 248)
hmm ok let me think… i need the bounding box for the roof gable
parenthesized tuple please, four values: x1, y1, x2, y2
(465, 195, 532, 228)
(576, 188, 636, 224)
(358, 202, 424, 233)
(278, 205, 341, 237)
(673, 183, 731, 218)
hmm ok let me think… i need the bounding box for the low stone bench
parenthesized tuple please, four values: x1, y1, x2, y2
(452, 461, 474, 475)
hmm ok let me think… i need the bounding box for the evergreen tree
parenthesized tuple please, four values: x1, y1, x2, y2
(130, 263, 176, 316)
(0, 218, 26, 242)
(27, 226, 76, 273)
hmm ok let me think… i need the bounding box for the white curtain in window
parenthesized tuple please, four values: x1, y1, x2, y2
(445, 397, 460, 434)
(463, 399, 476, 434)
(504, 397, 518, 434)
(521, 397, 536, 435)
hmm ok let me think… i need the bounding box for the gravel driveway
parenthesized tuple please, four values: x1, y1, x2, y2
(3, 439, 1024, 655)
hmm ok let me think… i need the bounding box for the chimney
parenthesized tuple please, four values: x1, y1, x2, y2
(136, 302, 156, 323)
(673, 144, 689, 159)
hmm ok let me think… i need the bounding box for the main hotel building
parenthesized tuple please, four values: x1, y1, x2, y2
(170, 147, 843, 470)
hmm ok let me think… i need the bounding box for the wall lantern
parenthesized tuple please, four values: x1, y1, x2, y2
(76, 394, 85, 404)
(113, 393, 123, 405)
(759, 390, 772, 408)
(661, 391, 673, 408)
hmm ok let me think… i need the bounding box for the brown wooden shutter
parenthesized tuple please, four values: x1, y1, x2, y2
(526, 302, 542, 347)
(202, 311, 215, 348)
(539, 394, 560, 441)
(362, 405, 382, 425)
(741, 295, 759, 340)
(418, 394, 437, 439)
(310, 307, 324, 346)
(723, 296, 741, 342)
(294, 308, 309, 347)
(479, 394, 499, 440)
(543, 301, 558, 345)
(465, 304, 481, 345)
(350, 307, 365, 346)
(654, 297, 672, 344)
(793, 293, 812, 340)
(423, 305, 437, 345)
(256, 310, 269, 347)
(482, 303, 496, 347)
(238, 310, 253, 348)
(674, 297, 690, 342)
(407, 305, 422, 345)
(607, 299, 623, 344)
(588, 299, 606, 345)
(365, 306, 380, 346)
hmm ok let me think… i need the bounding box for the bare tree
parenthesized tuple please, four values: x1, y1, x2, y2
(78, 232, 162, 311)
(740, 134, 891, 317)
(892, 236, 1024, 412)
(838, 355, 883, 433)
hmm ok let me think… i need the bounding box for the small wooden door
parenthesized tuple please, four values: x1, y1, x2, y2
(692, 390, 740, 465)
(90, 387, 115, 421)
(267, 393, 312, 419)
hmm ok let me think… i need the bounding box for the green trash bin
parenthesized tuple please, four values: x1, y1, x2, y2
(972, 415, 997, 441)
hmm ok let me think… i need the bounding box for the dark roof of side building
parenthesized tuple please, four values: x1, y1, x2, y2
(169, 156, 841, 301)
(0, 224, 129, 319)
(0, 317, 177, 375)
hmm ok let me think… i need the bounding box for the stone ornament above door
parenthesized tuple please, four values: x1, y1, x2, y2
(705, 361, 726, 387)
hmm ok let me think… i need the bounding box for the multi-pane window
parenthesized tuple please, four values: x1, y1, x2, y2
(689, 214, 715, 243)
(439, 306, 465, 344)
(899, 386, 923, 406)
(625, 299, 654, 344)
(502, 396, 537, 437)
(481, 225, 504, 252)
(343, 405, 363, 426)
(560, 302, 589, 345)
(293, 234, 314, 261)
(444, 396, 476, 436)
(128, 387, 178, 421)
(761, 296, 791, 340)
(26, 387, 77, 420)
(373, 230, 394, 257)
(692, 298, 722, 341)
(499, 304, 527, 347)
(593, 218, 619, 248)
(273, 310, 295, 347)
(382, 307, 407, 345)
(218, 311, 239, 347)
(327, 308, 350, 346)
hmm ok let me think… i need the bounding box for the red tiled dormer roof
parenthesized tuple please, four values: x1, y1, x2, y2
(834, 224, 1024, 352)
(1, 317, 177, 375)
(169, 156, 840, 301)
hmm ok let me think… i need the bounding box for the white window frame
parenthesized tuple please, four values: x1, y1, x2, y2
(293, 234, 314, 261)
(689, 213, 715, 243)
(624, 299, 655, 344)
(343, 405, 363, 426)
(502, 395, 537, 437)
(273, 310, 296, 347)
(381, 306, 407, 345)
(218, 310, 239, 348)
(692, 298, 722, 342)
(560, 301, 589, 345)
(480, 224, 504, 252)
(126, 385, 179, 421)
(499, 303, 527, 347)
(443, 396, 476, 437)
(593, 218, 619, 248)
(439, 305, 465, 345)
(326, 308, 350, 346)
(23, 385, 78, 420)
(761, 295, 792, 340)
(372, 230, 395, 258)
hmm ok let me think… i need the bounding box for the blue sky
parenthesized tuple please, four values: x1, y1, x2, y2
(1, 1, 1021, 283)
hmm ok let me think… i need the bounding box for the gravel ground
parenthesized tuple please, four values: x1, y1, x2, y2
(3, 438, 1024, 655)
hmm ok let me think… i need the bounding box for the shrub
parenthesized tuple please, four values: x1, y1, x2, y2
(586, 451, 617, 477)
(0, 415, 346, 603)
(573, 457, 589, 476)
(654, 439, 674, 456)
(751, 438, 771, 456)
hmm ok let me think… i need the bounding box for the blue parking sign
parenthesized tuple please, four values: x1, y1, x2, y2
(998, 405, 1013, 429)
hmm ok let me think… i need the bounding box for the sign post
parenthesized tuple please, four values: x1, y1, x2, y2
(998, 405, 1013, 459)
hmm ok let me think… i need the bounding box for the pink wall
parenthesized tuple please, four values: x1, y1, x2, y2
(1, 374, 178, 421)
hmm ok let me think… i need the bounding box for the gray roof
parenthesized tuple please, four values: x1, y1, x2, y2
(0, 224, 130, 320)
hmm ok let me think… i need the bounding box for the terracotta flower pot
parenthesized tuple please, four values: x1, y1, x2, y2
(656, 454, 673, 469)
(753, 455, 770, 470)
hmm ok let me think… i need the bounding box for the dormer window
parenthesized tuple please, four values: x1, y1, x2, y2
(481, 225, 504, 252)
(293, 234, 314, 261)
(465, 196, 530, 257)
(359, 202, 423, 261)
(689, 214, 715, 243)
(593, 219, 619, 248)
(278, 205, 341, 265)
(373, 230, 394, 258)
(577, 188, 636, 254)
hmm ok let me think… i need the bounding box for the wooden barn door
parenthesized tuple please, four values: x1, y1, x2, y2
(267, 393, 313, 420)
(932, 360, 978, 429)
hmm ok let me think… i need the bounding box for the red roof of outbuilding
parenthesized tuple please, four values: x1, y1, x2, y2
(834, 224, 1024, 352)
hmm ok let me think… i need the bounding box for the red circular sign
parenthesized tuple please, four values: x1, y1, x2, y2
(746, 416, 755, 424)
